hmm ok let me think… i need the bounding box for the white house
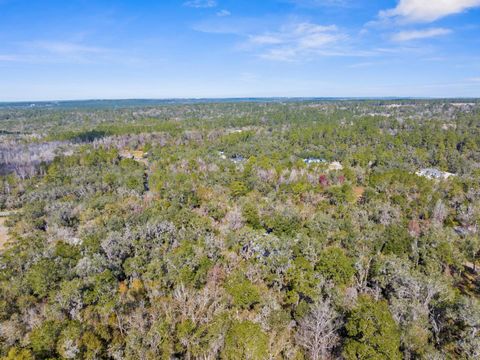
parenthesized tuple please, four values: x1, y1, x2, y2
(328, 161, 343, 171)
(416, 168, 455, 180)
(303, 157, 326, 165)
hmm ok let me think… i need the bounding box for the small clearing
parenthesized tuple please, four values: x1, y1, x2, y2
(354, 186, 365, 200)
(0, 217, 9, 250)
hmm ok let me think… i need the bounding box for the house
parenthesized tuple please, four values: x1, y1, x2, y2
(218, 152, 245, 163)
(303, 158, 343, 170)
(303, 157, 326, 165)
(328, 161, 343, 171)
(231, 154, 245, 164)
(119, 149, 148, 165)
(415, 168, 455, 180)
(454, 225, 477, 237)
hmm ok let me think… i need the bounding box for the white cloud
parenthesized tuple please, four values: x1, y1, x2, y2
(193, 17, 376, 61)
(381, 0, 480, 23)
(247, 22, 345, 61)
(216, 9, 231, 17)
(30, 41, 107, 56)
(392, 28, 452, 42)
(468, 77, 480, 82)
(184, 0, 217, 8)
(249, 35, 284, 45)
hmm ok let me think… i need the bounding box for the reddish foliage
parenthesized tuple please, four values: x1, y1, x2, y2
(207, 265, 225, 286)
(319, 174, 329, 187)
(408, 220, 421, 238)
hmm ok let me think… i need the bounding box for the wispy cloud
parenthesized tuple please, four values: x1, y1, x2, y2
(348, 61, 377, 68)
(193, 16, 281, 35)
(216, 10, 231, 17)
(29, 41, 108, 56)
(0, 55, 21, 62)
(380, 0, 480, 23)
(245, 22, 347, 61)
(468, 77, 480, 82)
(11, 41, 112, 64)
(284, 0, 351, 7)
(392, 28, 452, 42)
(239, 72, 259, 83)
(194, 16, 381, 61)
(0, 40, 145, 66)
(184, 0, 217, 8)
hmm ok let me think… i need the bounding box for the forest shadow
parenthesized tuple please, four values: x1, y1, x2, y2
(74, 129, 109, 142)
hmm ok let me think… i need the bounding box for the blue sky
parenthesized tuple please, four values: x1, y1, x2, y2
(0, 0, 479, 100)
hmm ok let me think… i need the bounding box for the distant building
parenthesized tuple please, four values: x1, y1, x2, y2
(218, 152, 245, 163)
(328, 161, 343, 171)
(441, 123, 456, 131)
(119, 149, 148, 165)
(303, 158, 343, 170)
(231, 154, 245, 164)
(303, 157, 326, 165)
(416, 168, 455, 180)
(454, 225, 477, 237)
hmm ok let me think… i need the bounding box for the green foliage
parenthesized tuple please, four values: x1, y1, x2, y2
(56, 321, 82, 359)
(266, 209, 301, 236)
(230, 181, 248, 197)
(382, 225, 412, 257)
(222, 321, 268, 360)
(242, 202, 262, 229)
(225, 273, 261, 309)
(316, 247, 355, 286)
(81, 331, 104, 359)
(327, 184, 356, 205)
(29, 321, 63, 358)
(25, 259, 60, 298)
(343, 296, 401, 360)
(1, 100, 479, 359)
(165, 242, 212, 288)
(1, 348, 34, 360)
(285, 257, 319, 303)
(83, 270, 117, 306)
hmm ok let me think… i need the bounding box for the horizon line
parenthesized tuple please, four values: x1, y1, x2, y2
(1, 96, 480, 105)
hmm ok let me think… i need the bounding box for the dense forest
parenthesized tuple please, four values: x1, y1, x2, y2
(0, 100, 479, 359)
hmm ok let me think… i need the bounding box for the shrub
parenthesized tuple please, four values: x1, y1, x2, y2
(29, 321, 63, 358)
(230, 181, 248, 198)
(222, 321, 268, 360)
(343, 296, 401, 360)
(225, 273, 261, 309)
(316, 247, 355, 286)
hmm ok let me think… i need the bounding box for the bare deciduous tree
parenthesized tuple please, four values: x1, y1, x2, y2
(295, 301, 341, 360)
